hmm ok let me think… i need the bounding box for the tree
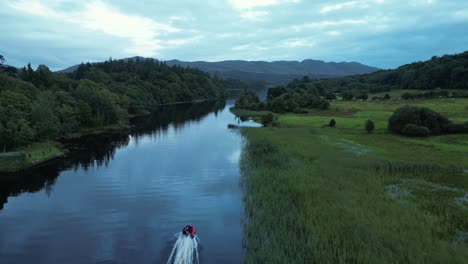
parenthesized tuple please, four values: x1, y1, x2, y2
(341, 91, 354, 100)
(357, 92, 368, 101)
(0, 55, 5, 67)
(329, 119, 336, 127)
(0, 122, 8, 152)
(325, 92, 337, 101)
(267, 86, 287, 100)
(31, 92, 60, 140)
(235, 89, 260, 110)
(384, 93, 391, 100)
(15, 119, 35, 146)
(365, 119, 375, 133)
(261, 113, 275, 126)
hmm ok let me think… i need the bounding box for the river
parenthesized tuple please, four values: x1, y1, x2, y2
(0, 100, 258, 263)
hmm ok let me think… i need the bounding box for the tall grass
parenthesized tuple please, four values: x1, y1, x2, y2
(241, 127, 468, 263)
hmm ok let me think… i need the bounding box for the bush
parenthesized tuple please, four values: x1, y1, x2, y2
(446, 122, 468, 133)
(261, 113, 275, 126)
(235, 89, 260, 110)
(401, 124, 431, 137)
(388, 106, 450, 135)
(325, 92, 337, 101)
(365, 119, 375, 133)
(341, 91, 354, 100)
(329, 119, 336, 127)
(357, 93, 368, 101)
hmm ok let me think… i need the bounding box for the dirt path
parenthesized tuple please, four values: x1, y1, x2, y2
(0, 152, 22, 157)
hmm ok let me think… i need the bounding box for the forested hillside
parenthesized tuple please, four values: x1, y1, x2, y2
(0, 57, 227, 151)
(312, 51, 468, 93)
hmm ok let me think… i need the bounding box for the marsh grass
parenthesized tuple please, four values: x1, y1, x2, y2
(241, 122, 468, 263)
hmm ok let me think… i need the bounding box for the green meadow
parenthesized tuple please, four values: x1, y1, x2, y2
(238, 96, 468, 263)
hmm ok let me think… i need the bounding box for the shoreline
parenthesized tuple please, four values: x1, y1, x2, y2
(0, 146, 65, 174)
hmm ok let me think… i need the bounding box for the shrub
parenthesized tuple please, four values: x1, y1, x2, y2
(261, 113, 275, 126)
(388, 106, 450, 135)
(341, 91, 354, 100)
(235, 89, 260, 110)
(365, 119, 375, 133)
(401, 124, 431, 137)
(329, 119, 336, 127)
(357, 93, 368, 101)
(320, 100, 330, 110)
(446, 122, 468, 133)
(267, 86, 288, 100)
(384, 94, 391, 100)
(325, 92, 337, 101)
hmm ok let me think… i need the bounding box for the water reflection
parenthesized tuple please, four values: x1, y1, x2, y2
(0, 101, 226, 212)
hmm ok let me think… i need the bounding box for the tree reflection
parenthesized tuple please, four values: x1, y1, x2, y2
(0, 100, 226, 211)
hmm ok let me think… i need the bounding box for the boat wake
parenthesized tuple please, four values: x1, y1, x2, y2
(166, 232, 200, 264)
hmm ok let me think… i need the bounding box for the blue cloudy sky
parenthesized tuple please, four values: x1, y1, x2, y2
(1, 0, 467, 70)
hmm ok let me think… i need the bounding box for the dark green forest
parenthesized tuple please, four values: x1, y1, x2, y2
(235, 76, 330, 113)
(0, 57, 227, 151)
(309, 51, 468, 94)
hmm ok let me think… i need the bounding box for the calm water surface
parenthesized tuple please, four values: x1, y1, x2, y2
(0, 101, 258, 264)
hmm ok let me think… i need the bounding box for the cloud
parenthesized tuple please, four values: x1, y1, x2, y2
(8, 0, 184, 56)
(232, 44, 268, 51)
(320, 1, 358, 14)
(165, 36, 203, 47)
(453, 9, 468, 20)
(291, 19, 368, 31)
(240, 10, 270, 20)
(2, 0, 468, 69)
(280, 38, 315, 48)
(230, 0, 300, 21)
(9, 0, 60, 17)
(229, 0, 300, 10)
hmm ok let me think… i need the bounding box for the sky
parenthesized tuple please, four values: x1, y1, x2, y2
(1, 0, 467, 70)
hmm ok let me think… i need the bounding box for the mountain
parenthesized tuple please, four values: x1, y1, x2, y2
(165, 59, 379, 85)
(60, 58, 379, 85)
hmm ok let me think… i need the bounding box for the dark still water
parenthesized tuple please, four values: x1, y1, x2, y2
(0, 101, 258, 264)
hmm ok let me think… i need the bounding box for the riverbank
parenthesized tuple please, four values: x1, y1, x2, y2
(0, 124, 129, 173)
(0, 142, 64, 173)
(237, 98, 468, 262)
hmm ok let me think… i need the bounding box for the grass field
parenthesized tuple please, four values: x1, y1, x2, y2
(0, 142, 64, 173)
(238, 96, 468, 263)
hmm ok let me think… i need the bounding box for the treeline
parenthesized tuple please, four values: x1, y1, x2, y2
(309, 51, 468, 94)
(401, 90, 468, 100)
(0, 56, 227, 151)
(235, 76, 329, 113)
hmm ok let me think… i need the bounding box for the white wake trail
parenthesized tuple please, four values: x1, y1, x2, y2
(167, 233, 200, 264)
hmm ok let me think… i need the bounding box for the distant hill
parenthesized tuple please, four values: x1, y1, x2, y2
(60, 58, 379, 85)
(165, 59, 379, 85)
